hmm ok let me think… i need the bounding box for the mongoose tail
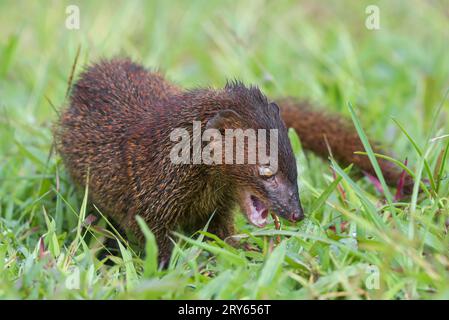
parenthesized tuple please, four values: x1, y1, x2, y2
(278, 98, 414, 194)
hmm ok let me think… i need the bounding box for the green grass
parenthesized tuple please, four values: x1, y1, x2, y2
(1, 0, 449, 299)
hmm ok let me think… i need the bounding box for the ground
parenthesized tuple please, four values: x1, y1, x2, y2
(0, 0, 448, 299)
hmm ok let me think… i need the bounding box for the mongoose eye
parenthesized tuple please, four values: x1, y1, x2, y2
(258, 166, 274, 178)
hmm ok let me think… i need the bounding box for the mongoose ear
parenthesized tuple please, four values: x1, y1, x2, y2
(269, 102, 280, 116)
(206, 109, 243, 130)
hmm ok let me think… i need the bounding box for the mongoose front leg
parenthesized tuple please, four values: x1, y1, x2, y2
(207, 211, 239, 247)
(129, 218, 174, 268)
(154, 228, 174, 268)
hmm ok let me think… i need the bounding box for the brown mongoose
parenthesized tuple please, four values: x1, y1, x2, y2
(56, 58, 411, 263)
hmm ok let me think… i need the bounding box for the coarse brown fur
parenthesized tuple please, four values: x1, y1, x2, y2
(56, 58, 411, 264)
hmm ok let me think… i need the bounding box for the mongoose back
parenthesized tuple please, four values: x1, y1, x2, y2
(57, 59, 411, 263)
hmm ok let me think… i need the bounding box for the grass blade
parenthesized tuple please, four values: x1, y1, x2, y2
(347, 102, 395, 209)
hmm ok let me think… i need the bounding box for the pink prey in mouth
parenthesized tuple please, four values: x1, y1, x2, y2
(242, 192, 270, 227)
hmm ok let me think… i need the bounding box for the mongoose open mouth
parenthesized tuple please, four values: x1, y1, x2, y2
(242, 193, 269, 227)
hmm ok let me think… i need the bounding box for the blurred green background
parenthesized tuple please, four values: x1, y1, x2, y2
(0, 0, 448, 299)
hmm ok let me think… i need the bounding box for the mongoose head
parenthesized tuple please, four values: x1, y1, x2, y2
(205, 83, 304, 227)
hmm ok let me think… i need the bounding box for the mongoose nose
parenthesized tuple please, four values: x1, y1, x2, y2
(290, 201, 305, 222)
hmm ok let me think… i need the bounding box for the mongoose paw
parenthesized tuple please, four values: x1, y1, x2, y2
(224, 236, 259, 252)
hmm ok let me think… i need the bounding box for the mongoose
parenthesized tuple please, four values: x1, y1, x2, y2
(56, 59, 411, 263)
